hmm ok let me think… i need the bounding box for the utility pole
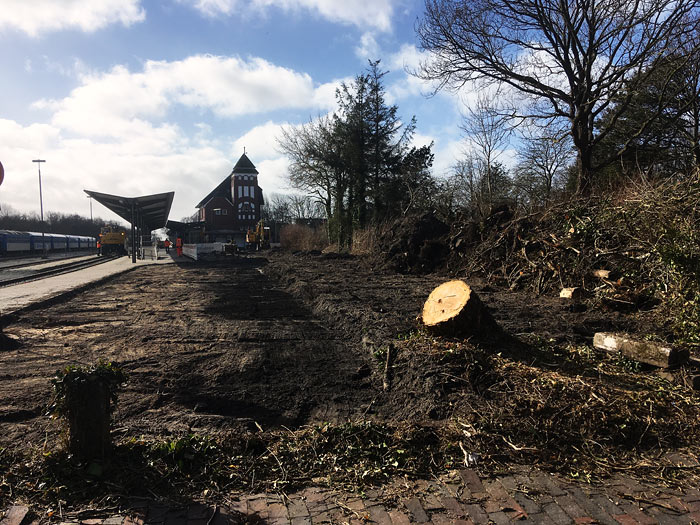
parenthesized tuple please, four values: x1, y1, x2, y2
(32, 159, 47, 258)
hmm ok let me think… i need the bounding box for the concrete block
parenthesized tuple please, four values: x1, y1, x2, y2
(593, 332, 689, 368)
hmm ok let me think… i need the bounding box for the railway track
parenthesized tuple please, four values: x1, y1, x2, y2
(0, 255, 119, 288)
(0, 252, 95, 271)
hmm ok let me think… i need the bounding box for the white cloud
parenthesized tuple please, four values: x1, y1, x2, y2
(0, 0, 145, 37)
(257, 157, 292, 195)
(2, 53, 346, 222)
(411, 132, 435, 149)
(232, 121, 288, 160)
(388, 43, 424, 72)
(0, 117, 237, 225)
(33, 55, 338, 139)
(386, 44, 437, 101)
(432, 137, 464, 178)
(355, 32, 380, 60)
(185, 0, 395, 32)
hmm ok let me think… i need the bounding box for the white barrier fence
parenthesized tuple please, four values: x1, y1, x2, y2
(182, 243, 225, 261)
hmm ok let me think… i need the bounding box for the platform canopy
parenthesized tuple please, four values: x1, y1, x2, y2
(84, 190, 175, 231)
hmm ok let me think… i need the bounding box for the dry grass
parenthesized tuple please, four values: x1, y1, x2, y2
(279, 224, 328, 251)
(351, 222, 394, 255)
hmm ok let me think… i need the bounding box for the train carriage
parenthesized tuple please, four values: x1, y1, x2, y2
(66, 235, 80, 250)
(0, 229, 98, 256)
(48, 233, 68, 251)
(0, 230, 31, 253)
(28, 232, 49, 252)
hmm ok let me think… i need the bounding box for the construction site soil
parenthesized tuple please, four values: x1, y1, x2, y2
(0, 252, 628, 443)
(1, 248, 700, 504)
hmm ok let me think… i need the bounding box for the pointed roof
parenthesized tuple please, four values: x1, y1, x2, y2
(195, 175, 232, 209)
(231, 153, 258, 175)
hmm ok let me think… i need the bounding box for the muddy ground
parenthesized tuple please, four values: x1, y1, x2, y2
(0, 251, 650, 450)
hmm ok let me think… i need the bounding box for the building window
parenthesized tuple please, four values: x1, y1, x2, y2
(238, 186, 242, 198)
(243, 186, 249, 197)
(250, 186, 255, 199)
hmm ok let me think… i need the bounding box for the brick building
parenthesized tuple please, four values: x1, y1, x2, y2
(195, 153, 265, 245)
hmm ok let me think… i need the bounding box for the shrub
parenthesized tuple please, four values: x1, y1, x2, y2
(280, 224, 328, 251)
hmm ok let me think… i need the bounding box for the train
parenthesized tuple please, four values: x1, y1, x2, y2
(0, 230, 97, 256)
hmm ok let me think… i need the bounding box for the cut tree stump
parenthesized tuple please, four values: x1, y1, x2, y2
(593, 332, 689, 368)
(560, 287, 584, 302)
(422, 280, 495, 336)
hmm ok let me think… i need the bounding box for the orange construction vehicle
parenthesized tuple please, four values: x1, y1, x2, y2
(246, 219, 270, 250)
(98, 226, 127, 256)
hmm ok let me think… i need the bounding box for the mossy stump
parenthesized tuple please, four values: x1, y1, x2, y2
(52, 363, 125, 462)
(422, 280, 495, 336)
(66, 376, 111, 460)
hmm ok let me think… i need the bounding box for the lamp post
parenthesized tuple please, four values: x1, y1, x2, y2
(87, 194, 93, 221)
(32, 159, 47, 258)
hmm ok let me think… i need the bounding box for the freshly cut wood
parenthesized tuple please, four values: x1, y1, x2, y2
(560, 287, 584, 302)
(593, 332, 689, 368)
(422, 280, 494, 335)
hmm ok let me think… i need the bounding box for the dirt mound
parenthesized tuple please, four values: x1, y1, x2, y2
(376, 212, 450, 274)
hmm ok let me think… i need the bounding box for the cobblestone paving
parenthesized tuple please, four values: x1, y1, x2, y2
(3, 467, 700, 524)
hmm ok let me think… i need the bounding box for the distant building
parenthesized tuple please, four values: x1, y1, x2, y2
(195, 153, 265, 245)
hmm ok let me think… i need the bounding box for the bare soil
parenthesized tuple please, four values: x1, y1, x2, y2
(1, 250, 699, 504)
(0, 251, 663, 445)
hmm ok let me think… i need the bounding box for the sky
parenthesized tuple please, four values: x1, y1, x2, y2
(0, 0, 470, 226)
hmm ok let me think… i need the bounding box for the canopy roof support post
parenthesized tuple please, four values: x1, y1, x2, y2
(131, 201, 136, 264)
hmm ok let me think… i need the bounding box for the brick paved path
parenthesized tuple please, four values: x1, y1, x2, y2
(3, 467, 700, 524)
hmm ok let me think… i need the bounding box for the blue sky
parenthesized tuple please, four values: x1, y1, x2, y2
(0, 0, 468, 224)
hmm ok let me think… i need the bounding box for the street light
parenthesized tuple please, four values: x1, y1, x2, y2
(87, 194, 93, 221)
(32, 159, 47, 258)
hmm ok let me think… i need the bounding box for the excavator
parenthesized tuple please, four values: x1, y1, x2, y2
(246, 219, 271, 250)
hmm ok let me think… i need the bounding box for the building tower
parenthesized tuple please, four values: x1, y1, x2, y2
(195, 153, 265, 245)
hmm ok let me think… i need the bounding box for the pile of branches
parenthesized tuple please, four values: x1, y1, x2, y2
(373, 212, 450, 274)
(0, 422, 457, 512)
(448, 179, 700, 338)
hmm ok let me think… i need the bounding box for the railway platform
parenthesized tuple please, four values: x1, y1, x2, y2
(0, 254, 175, 317)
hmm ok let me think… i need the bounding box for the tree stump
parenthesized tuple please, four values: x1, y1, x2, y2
(560, 287, 584, 302)
(422, 280, 494, 336)
(66, 375, 111, 461)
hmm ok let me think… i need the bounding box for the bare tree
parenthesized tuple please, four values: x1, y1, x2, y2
(288, 194, 324, 221)
(460, 94, 510, 210)
(513, 121, 574, 208)
(416, 0, 700, 192)
(277, 115, 340, 222)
